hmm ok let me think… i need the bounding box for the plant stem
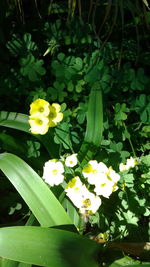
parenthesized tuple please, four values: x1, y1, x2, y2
(123, 123, 136, 158)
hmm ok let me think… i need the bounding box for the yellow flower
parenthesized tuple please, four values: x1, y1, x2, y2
(29, 99, 50, 116)
(48, 103, 63, 127)
(29, 114, 49, 135)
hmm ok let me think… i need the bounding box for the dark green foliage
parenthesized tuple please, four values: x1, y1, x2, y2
(0, 1, 150, 266)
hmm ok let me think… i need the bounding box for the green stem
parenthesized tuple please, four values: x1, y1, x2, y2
(123, 123, 136, 158)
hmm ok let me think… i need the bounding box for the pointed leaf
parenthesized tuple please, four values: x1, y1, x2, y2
(0, 153, 72, 227)
(78, 84, 103, 166)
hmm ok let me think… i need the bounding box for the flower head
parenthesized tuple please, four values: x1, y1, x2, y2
(119, 163, 127, 172)
(119, 157, 138, 172)
(48, 103, 63, 127)
(106, 167, 120, 183)
(65, 177, 101, 215)
(29, 114, 49, 135)
(65, 154, 78, 167)
(126, 157, 138, 169)
(82, 160, 107, 185)
(43, 159, 64, 186)
(29, 99, 63, 135)
(79, 188, 101, 215)
(30, 99, 50, 116)
(94, 181, 114, 198)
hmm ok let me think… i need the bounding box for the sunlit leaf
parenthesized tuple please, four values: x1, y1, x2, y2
(0, 226, 100, 267)
(0, 153, 72, 227)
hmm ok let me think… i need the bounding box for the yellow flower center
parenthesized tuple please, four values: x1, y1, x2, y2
(93, 169, 98, 174)
(83, 198, 91, 208)
(39, 107, 44, 113)
(67, 178, 77, 188)
(35, 119, 43, 125)
(83, 164, 93, 173)
(52, 169, 58, 175)
(101, 183, 106, 187)
(49, 112, 55, 118)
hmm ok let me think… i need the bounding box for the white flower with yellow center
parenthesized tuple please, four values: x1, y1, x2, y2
(30, 98, 50, 116)
(119, 163, 127, 172)
(65, 154, 78, 167)
(65, 177, 83, 208)
(106, 167, 120, 183)
(126, 157, 138, 169)
(98, 162, 109, 173)
(119, 157, 138, 172)
(65, 178, 101, 215)
(82, 160, 106, 185)
(43, 159, 64, 186)
(48, 103, 63, 127)
(94, 182, 114, 198)
(79, 188, 101, 215)
(29, 114, 49, 135)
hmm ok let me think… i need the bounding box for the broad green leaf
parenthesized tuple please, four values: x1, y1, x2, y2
(0, 111, 59, 157)
(85, 83, 103, 145)
(0, 259, 18, 267)
(0, 153, 72, 227)
(78, 83, 103, 166)
(0, 259, 31, 267)
(0, 226, 100, 267)
(1, 214, 36, 267)
(109, 255, 150, 266)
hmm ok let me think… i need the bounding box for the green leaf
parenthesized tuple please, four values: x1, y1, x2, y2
(0, 226, 100, 267)
(78, 83, 103, 166)
(1, 214, 36, 267)
(20, 54, 46, 81)
(73, 57, 83, 71)
(84, 83, 103, 145)
(0, 153, 72, 227)
(109, 255, 150, 267)
(62, 198, 81, 229)
(0, 258, 19, 267)
(0, 111, 29, 132)
(54, 122, 72, 149)
(141, 154, 150, 166)
(0, 133, 26, 155)
(1, 259, 31, 267)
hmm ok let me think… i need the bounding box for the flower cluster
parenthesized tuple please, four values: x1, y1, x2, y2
(42, 154, 78, 187)
(82, 160, 120, 198)
(42, 152, 138, 217)
(119, 157, 139, 172)
(29, 98, 63, 135)
(65, 176, 101, 216)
